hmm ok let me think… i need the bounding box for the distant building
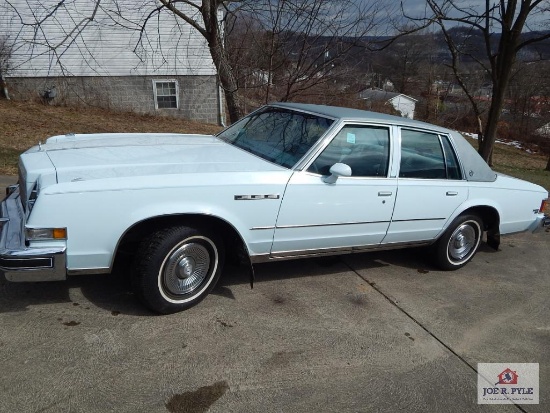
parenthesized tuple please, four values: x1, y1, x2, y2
(431, 81, 461, 96)
(535, 122, 550, 137)
(0, 0, 222, 124)
(360, 88, 418, 119)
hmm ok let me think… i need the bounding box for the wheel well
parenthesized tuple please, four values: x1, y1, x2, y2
(461, 206, 499, 231)
(112, 214, 248, 270)
(461, 206, 500, 250)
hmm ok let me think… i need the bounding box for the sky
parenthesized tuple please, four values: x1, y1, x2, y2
(241, 0, 548, 35)
(377, 0, 549, 31)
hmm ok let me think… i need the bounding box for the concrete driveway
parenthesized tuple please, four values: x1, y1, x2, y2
(1, 176, 549, 412)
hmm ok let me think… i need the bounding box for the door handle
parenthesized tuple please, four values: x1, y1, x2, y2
(378, 191, 393, 197)
(446, 191, 458, 196)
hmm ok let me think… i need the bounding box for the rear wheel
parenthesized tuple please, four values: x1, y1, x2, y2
(434, 214, 483, 270)
(132, 226, 224, 314)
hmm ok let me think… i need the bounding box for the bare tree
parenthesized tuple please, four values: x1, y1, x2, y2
(380, 28, 436, 96)
(227, 0, 383, 107)
(0, 35, 12, 99)
(3, 1, 384, 122)
(407, 0, 550, 164)
(154, 0, 243, 122)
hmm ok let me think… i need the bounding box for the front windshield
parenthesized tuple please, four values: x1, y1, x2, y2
(217, 107, 334, 168)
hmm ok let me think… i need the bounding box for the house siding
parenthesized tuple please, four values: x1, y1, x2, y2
(389, 96, 416, 119)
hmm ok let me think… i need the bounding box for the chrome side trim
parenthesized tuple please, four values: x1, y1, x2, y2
(391, 217, 446, 223)
(251, 217, 444, 231)
(234, 194, 280, 200)
(275, 220, 389, 229)
(250, 239, 433, 264)
(67, 267, 111, 276)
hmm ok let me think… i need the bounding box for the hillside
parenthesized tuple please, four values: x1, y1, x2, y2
(0, 100, 222, 175)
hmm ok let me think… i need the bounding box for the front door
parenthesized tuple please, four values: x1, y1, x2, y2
(271, 124, 397, 256)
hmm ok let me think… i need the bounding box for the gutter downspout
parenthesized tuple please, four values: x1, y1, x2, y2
(218, 83, 226, 127)
(0, 72, 10, 100)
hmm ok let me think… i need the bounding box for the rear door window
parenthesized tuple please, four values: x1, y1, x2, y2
(399, 129, 446, 179)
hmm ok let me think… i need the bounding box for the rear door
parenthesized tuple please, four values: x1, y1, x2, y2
(383, 128, 468, 244)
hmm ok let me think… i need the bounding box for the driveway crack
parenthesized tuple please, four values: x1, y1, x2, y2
(344, 261, 528, 413)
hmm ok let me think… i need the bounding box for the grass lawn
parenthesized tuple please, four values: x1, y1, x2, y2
(1, 99, 549, 192)
(462, 137, 550, 192)
(0, 99, 221, 175)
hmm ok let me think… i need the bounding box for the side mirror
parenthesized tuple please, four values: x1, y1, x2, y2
(322, 163, 352, 184)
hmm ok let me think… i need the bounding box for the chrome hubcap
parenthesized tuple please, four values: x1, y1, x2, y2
(448, 223, 477, 262)
(177, 257, 196, 279)
(163, 242, 211, 296)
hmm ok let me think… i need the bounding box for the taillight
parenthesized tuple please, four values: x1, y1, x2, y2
(541, 199, 549, 214)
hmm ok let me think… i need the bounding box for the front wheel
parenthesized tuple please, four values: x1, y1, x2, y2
(132, 226, 224, 314)
(434, 214, 483, 270)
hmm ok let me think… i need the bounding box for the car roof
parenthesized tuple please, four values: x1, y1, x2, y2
(269, 102, 452, 133)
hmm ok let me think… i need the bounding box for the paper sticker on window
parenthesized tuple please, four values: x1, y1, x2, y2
(347, 133, 356, 144)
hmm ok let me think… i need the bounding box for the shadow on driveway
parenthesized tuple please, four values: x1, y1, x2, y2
(0, 243, 484, 316)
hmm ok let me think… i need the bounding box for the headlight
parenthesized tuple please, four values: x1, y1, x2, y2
(26, 228, 67, 241)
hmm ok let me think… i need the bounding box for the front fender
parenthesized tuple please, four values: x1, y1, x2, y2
(29, 171, 292, 270)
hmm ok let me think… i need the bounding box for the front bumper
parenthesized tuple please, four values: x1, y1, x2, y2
(0, 185, 67, 282)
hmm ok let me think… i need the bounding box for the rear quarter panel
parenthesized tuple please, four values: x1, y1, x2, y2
(466, 175, 547, 234)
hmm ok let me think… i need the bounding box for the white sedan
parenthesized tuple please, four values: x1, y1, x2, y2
(1, 103, 548, 313)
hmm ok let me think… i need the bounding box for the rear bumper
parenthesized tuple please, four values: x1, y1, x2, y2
(1, 185, 66, 282)
(530, 213, 550, 234)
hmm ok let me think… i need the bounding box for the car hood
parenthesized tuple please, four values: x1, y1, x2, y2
(29, 133, 283, 183)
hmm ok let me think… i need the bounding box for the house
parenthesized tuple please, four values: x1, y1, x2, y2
(535, 122, 550, 137)
(360, 88, 418, 119)
(0, 1, 222, 124)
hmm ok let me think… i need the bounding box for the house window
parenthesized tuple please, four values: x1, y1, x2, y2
(153, 80, 179, 109)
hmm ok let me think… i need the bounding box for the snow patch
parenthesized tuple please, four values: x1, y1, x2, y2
(459, 132, 538, 154)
